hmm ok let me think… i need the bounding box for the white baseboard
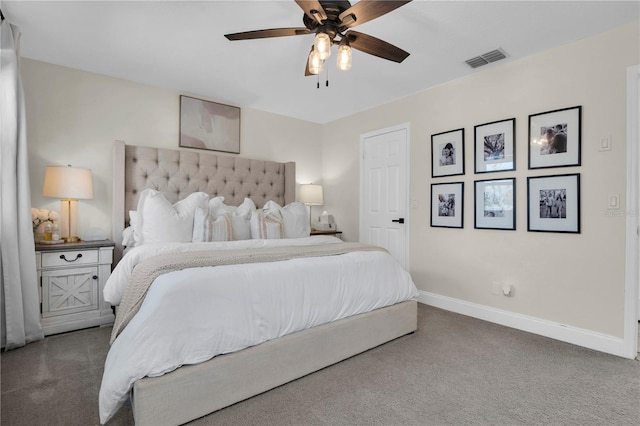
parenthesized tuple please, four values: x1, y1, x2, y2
(417, 291, 634, 359)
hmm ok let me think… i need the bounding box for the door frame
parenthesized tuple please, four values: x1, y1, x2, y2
(359, 122, 411, 270)
(624, 64, 639, 358)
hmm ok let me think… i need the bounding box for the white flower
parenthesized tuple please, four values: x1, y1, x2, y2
(37, 209, 49, 221)
(32, 207, 57, 232)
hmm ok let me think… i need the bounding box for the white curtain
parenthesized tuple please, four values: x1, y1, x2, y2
(0, 18, 44, 349)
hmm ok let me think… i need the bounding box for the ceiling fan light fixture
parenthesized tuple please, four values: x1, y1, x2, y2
(314, 32, 332, 60)
(308, 47, 323, 75)
(224, 0, 413, 79)
(336, 41, 352, 71)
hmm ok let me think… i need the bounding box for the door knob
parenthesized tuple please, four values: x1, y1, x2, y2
(391, 218, 405, 224)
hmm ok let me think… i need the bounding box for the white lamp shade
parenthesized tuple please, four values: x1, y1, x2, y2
(299, 184, 323, 205)
(43, 166, 94, 200)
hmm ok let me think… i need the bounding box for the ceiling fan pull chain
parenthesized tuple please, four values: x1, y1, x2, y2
(326, 65, 329, 87)
(317, 73, 320, 89)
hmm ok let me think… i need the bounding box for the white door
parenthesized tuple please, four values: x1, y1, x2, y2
(360, 124, 410, 269)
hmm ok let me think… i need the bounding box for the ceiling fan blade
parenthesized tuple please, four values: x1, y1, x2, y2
(295, 0, 327, 23)
(339, 0, 412, 29)
(225, 28, 311, 41)
(346, 30, 410, 63)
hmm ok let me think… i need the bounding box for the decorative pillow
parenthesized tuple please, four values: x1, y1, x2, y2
(263, 200, 310, 238)
(192, 207, 233, 242)
(236, 197, 256, 218)
(231, 198, 256, 240)
(250, 210, 284, 239)
(134, 189, 209, 245)
(207, 196, 229, 217)
(127, 210, 139, 246)
(122, 226, 135, 248)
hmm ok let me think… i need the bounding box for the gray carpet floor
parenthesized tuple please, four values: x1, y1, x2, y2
(1, 304, 639, 426)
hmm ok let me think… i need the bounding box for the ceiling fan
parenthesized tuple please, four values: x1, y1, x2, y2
(224, 0, 412, 76)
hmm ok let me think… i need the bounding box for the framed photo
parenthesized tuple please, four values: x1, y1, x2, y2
(179, 95, 241, 154)
(528, 106, 581, 169)
(431, 128, 465, 177)
(527, 173, 580, 233)
(474, 118, 515, 173)
(474, 178, 516, 230)
(431, 182, 464, 228)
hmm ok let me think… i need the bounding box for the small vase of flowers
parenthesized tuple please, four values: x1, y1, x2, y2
(31, 208, 61, 242)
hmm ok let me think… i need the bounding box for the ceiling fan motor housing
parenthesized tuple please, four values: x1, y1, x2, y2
(303, 1, 353, 38)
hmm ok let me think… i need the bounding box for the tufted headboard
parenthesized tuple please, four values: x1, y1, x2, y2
(112, 140, 295, 262)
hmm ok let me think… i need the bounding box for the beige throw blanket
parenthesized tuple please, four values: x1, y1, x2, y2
(110, 242, 386, 343)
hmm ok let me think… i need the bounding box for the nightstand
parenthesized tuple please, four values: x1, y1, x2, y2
(35, 240, 115, 336)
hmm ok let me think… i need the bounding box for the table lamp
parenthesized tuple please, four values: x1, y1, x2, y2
(299, 184, 323, 230)
(43, 165, 94, 242)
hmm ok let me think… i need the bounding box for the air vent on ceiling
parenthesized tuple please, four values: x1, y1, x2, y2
(465, 48, 508, 69)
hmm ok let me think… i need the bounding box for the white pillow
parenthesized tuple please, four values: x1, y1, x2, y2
(231, 198, 256, 240)
(236, 197, 256, 217)
(134, 189, 209, 244)
(192, 207, 233, 242)
(263, 200, 310, 238)
(250, 210, 284, 239)
(128, 210, 139, 246)
(207, 196, 229, 217)
(122, 226, 135, 248)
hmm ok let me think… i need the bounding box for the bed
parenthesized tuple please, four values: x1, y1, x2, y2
(101, 140, 418, 425)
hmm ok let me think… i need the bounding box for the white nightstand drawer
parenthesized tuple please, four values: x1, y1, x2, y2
(42, 249, 98, 268)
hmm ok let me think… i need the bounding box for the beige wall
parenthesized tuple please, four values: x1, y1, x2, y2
(22, 59, 323, 240)
(322, 22, 639, 338)
(22, 21, 638, 341)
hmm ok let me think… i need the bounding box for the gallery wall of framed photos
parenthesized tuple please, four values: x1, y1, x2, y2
(429, 105, 582, 234)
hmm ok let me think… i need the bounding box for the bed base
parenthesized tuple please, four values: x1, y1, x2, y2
(131, 300, 417, 425)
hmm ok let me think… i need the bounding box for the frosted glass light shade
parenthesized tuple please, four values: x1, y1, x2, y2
(314, 32, 331, 60)
(337, 44, 352, 70)
(308, 48, 323, 75)
(299, 184, 323, 205)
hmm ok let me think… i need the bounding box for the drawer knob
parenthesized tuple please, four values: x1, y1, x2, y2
(92, 275, 98, 280)
(60, 253, 82, 262)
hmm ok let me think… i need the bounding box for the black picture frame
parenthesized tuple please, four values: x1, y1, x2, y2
(430, 182, 464, 228)
(528, 106, 581, 169)
(474, 178, 516, 230)
(474, 118, 516, 173)
(527, 173, 580, 233)
(431, 128, 465, 177)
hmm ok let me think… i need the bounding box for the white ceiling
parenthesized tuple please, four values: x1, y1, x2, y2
(3, 1, 639, 124)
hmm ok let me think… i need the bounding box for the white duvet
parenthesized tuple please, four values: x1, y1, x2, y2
(99, 237, 418, 424)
